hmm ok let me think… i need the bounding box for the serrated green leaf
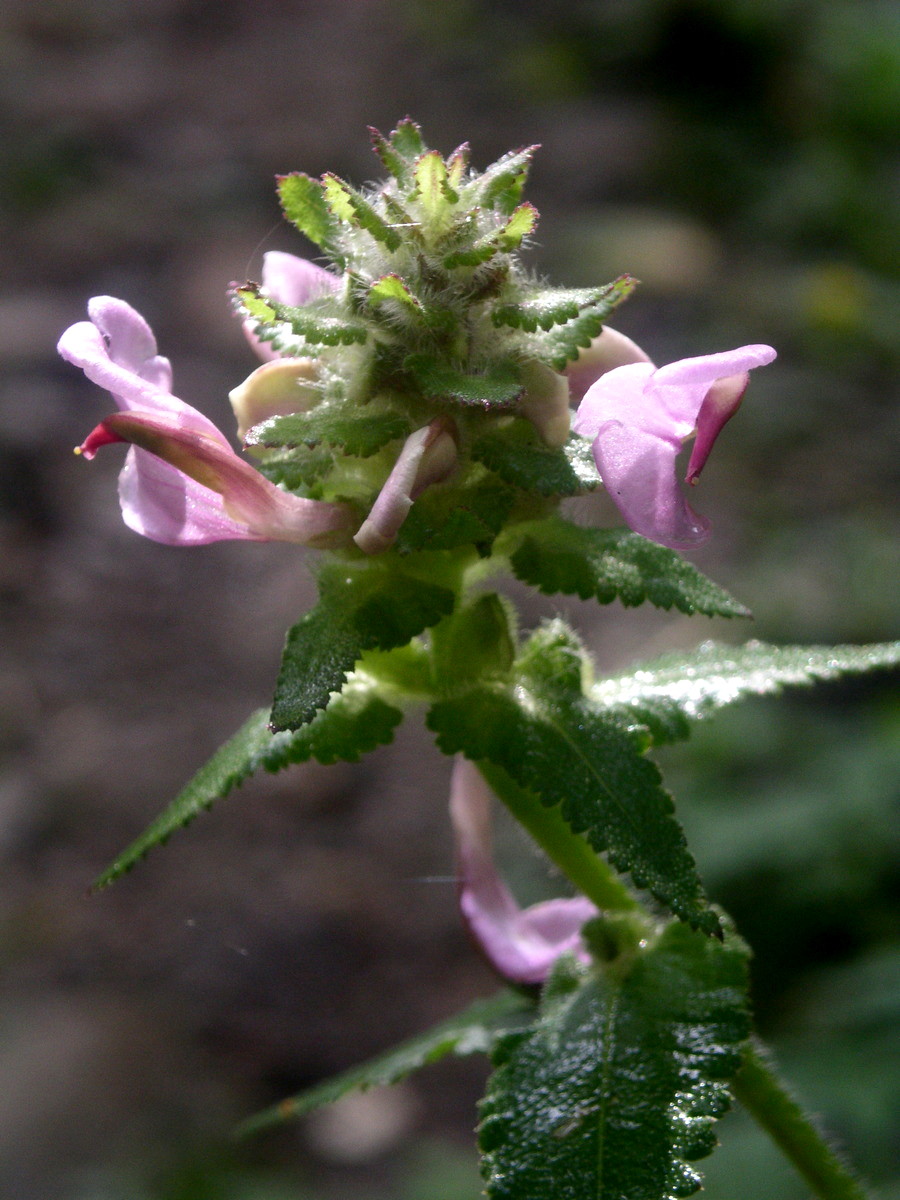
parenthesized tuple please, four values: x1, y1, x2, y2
(475, 145, 539, 214)
(479, 922, 750, 1200)
(272, 562, 455, 730)
(235, 284, 368, 349)
(506, 516, 751, 617)
(321, 173, 402, 251)
(447, 142, 470, 188)
(428, 621, 718, 933)
(493, 284, 628, 333)
(368, 273, 421, 309)
(276, 173, 341, 253)
(395, 478, 516, 554)
(389, 117, 426, 161)
(444, 203, 538, 268)
(237, 990, 537, 1138)
(413, 150, 458, 217)
(473, 424, 596, 496)
(368, 126, 411, 183)
(529, 276, 638, 369)
(591, 639, 900, 746)
(92, 681, 403, 889)
(246, 407, 410, 457)
(404, 354, 523, 409)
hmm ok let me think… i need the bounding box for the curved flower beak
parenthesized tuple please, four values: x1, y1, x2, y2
(354, 418, 458, 554)
(243, 251, 340, 362)
(450, 757, 597, 986)
(79, 411, 353, 547)
(572, 344, 776, 549)
(60, 296, 352, 547)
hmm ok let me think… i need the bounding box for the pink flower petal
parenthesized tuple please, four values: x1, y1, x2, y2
(592, 419, 710, 549)
(574, 343, 776, 548)
(244, 251, 340, 362)
(118, 448, 261, 545)
(86, 296, 173, 390)
(61, 295, 352, 548)
(450, 757, 597, 985)
(82, 410, 353, 547)
(565, 326, 652, 405)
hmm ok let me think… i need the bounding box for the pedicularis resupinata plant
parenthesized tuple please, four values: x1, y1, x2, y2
(60, 122, 898, 1200)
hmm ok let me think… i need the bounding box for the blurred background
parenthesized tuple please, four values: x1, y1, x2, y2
(0, 1, 897, 1197)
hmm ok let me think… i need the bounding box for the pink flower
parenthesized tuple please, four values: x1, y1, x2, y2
(59, 297, 353, 547)
(572, 343, 777, 549)
(450, 757, 597, 985)
(243, 251, 340, 363)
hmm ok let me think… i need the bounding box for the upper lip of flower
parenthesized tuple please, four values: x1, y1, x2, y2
(572, 343, 777, 550)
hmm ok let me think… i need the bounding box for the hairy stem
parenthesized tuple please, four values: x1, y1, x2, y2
(478, 761, 638, 913)
(734, 1038, 872, 1200)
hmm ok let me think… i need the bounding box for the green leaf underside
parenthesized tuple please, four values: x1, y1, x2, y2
(322, 173, 402, 251)
(492, 283, 631, 333)
(277, 173, 341, 252)
(507, 516, 750, 617)
(404, 354, 523, 409)
(236, 286, 367, 348)
(237, 990, 536, 1138)
(474, 425, 599, 497)
(475, 145, 538, 213)
(479, 924, 750, 1200)
(247, 408, 411, 457)
(271, 563, 455, 730)
(592, 639, 900, 747)
(530, 277, 637, 369)
(92, 682, 403, 890)
(428, 624, 717, 934)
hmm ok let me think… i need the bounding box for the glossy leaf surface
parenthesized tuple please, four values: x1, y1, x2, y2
(506, 516, 750, 616)
(480, 923, 750, 1200)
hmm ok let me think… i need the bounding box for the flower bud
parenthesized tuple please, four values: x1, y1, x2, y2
(229, 358, 321, 440)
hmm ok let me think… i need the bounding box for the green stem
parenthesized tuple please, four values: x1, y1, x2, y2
(734, 1038, 872, 1200)
(478, 761, 638, 913)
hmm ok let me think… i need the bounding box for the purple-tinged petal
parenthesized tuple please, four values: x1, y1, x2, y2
(58, 315, 223, 441)
(652, 344, 776, 391)
(565, 326, 651, 405)
(86, 296, 173, 390)
(80, 410, 354, 548)
(686, 371, 748, 485)
(118, 448, 262, 545)
(244, 252, 341, 362)
(518, 359, 571, 448)
(354, 419, 458, 554)
(450, 757, 597, 986)
(261, 250, 339, 307)
(574, 343, 776, 548)
(571, 361, 656, 442)
(592, 419, 710, 549)
(229, 358, 322, 440)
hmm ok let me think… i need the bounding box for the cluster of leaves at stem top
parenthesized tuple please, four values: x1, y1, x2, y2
(233, 119, 633, 536)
